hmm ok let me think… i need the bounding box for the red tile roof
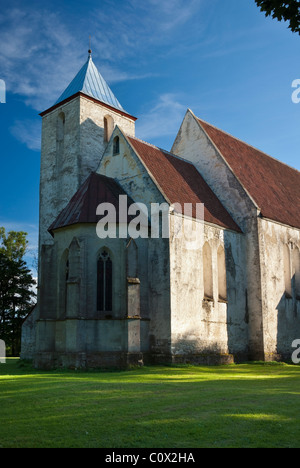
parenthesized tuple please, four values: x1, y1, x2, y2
(49, 172, 135, 234)
(198, 118, 300, 230)
(127, 136, 241, 232)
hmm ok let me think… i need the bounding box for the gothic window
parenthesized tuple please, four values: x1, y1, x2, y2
(65, 258, 69, 312)
(217, 245, 227, 302)
(292, 247, 300, 300)
(284, 244, 292, 298)
(57, 112, 65, 142)
(203, 242, 213, 300)
(97, 250, 113, 312)
(104, 115, 114, 143)
(113, 136, 120, 155)
(59, 249, 69, 318)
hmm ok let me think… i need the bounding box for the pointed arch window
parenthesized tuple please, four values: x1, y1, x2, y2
(59, 250, 69, 318)
(104, 115, 114, 143)
(57, 112, 65, 142)
(97, 250, 113, 312)
(292, 247, 300, 300)
(217, 245, 227, 302)
(113, 136, 120, 155)
(203, 242, 213, 300)
(284, 244, 292, 298)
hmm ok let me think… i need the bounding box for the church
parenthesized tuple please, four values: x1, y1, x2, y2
(21, 50, 300, 368)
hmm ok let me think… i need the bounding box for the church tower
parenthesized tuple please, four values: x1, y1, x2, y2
(36, 50, 137, 352)
(38, 49, 137, 251)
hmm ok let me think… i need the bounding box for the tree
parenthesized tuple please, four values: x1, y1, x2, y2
(0, 227, 28, 261)
(0, 229, 36, 356)
(255, 1, 300, 34)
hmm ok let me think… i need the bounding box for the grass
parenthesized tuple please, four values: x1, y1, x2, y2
(0, 358, 300, 448)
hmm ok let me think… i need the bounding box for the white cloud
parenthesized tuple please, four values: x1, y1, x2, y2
(10, 119, 41, 151)
(136, 93, 186, 141)
(0, 7, 83, 110)
(0, 1, 207, 113)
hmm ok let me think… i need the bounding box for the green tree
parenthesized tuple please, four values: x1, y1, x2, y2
(0, 229, 36, 356)
(255, 1, 300, 34)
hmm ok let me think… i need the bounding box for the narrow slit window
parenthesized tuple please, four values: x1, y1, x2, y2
(97, 250, 113, 312)
(217, 245, 227, 302)
(203, 242, 213, 300)
(293, 247, 300, 300)
(113, 136, 120, 155)
(284, 244, 292, 298)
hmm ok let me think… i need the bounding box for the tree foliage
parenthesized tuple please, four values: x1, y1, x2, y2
(255, 1, 300, 34)
(0, 229, 36, 356)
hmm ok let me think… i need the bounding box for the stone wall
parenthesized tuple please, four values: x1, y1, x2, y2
(169, 213, 248, 363)
(258, 218, 300, 360)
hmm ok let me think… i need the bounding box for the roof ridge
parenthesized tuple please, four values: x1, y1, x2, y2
(129, 135, 196, 166)
(197, 117, 300, 175)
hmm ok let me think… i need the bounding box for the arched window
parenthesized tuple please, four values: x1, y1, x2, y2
(56, 112, 65, 166)
(104, 115, 114, 142)
(59, 249, 69, 318)
(292, 247, 300, 300)
(113, 136, 120, 155)
(97, 249, 113, 312)
(217, 245, 227, 301)
(203, 242, 213, 300)
(57, 112, 65, 142)
(284, 244, 292, 298)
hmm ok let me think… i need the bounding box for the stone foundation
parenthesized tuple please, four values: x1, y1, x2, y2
(34, 351, 144, 370)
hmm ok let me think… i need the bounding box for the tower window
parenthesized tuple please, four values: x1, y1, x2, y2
(57, 112, 65, 142)
(104, 115, 114, 143)
(113, 136, 120, 155)
(97, 250, 113, 312)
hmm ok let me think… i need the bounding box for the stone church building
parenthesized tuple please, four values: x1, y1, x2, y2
(21, 50, 300, 368)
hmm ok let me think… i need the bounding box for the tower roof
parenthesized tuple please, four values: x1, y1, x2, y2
(54, 52, 126, 113)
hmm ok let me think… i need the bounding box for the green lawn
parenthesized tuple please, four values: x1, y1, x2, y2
(0, 359, 300, 448)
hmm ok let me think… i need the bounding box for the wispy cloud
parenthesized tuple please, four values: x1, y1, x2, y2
(0, 1, 206, 112)
(10, 119, 41, 151)
(0, 7, 82, 110)
(137, 93, 186, 141)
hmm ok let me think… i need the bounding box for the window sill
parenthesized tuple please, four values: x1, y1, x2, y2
(203, 296, 214, 303)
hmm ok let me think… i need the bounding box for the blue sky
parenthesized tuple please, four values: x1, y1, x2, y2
(0, 0, 299, 272)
